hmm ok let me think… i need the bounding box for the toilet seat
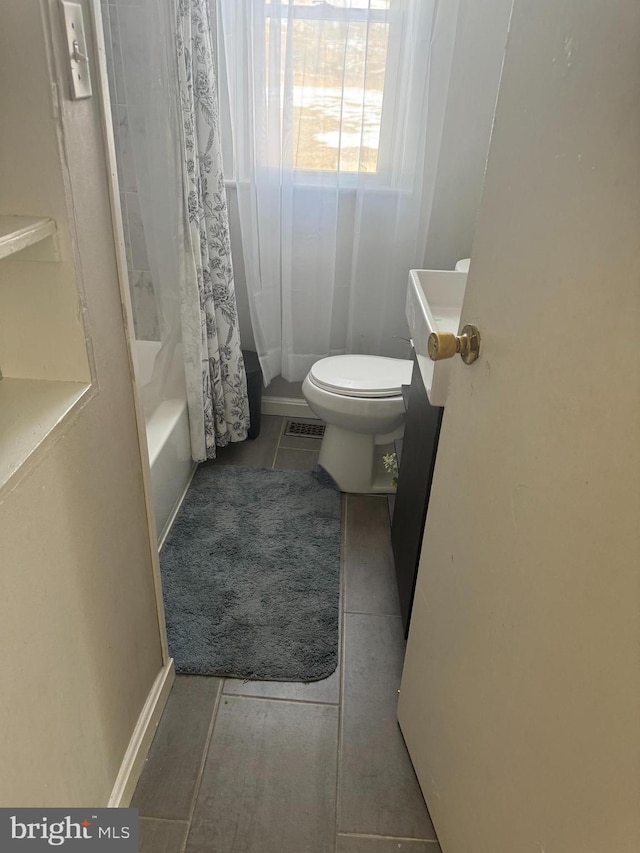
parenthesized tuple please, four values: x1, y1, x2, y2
(309, 355, 412, 399)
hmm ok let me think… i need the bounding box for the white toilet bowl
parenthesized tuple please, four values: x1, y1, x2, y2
(302, 354, 413, 494)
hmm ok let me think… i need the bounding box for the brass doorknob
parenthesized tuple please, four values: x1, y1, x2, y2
(427, 324, 481, 365)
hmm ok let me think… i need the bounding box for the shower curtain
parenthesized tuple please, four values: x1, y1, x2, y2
(118, 0, 249, 460)
(175, 0, 249, 458)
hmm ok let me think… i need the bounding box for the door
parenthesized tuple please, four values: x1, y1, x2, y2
(397, 2, 640, 852)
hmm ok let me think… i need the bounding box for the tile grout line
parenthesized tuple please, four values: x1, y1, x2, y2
(344, 610, 404, 618)
(178, 678, 225, 853)
(270, 416, 287, 469)
(139, 817, 189, 826)
(220, 692, 339, 708)
(334, 493, 349, 853)
(338, 831, 441, 843)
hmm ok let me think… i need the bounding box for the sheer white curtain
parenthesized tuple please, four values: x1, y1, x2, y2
(218, 0, 449, 385)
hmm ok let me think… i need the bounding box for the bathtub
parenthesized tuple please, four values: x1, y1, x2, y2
(134, 340, 195, 545)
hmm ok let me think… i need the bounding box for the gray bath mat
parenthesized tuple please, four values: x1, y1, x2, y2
(160, 464, 341, 681)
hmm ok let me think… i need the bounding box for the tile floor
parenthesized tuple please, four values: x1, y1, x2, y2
(132, 415, 440, 853)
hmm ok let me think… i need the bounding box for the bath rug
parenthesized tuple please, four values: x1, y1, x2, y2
(160, 464, 341, 680)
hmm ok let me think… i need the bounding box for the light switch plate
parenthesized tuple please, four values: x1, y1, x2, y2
(59, 0, 92, 100)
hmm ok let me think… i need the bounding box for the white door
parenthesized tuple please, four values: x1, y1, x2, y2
(398, 2, 640, 852)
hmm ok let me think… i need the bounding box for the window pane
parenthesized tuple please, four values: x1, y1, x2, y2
(277, 19, 389, 172)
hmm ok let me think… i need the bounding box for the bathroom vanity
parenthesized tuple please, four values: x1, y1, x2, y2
(391, 356, 442, 636)
(392, 267, 468, 635)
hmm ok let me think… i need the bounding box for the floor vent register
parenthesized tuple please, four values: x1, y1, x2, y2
(284, 420, 326, 439)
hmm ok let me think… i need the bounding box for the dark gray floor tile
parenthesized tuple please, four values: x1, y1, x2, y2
(345, 495, 400, 616)
(339, 613, 436, 840)
(186, 697, 338, 853)
(140, 818, 189, 853)
(222, 665, 340, 704)
(213, 415, 283, 468)
(274, 446, 320, 470)
(338, 837, 439, 853)
(132, 676, 221, 820)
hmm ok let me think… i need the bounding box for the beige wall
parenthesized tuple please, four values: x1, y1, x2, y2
(0, 0, 164, 805)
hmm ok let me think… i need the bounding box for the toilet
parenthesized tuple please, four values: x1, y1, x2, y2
(302, 354, 413, 494)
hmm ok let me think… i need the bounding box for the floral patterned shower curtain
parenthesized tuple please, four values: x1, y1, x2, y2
(175, 0, 249, 460)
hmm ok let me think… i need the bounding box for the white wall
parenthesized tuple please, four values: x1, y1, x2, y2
(422, 0, 513, 270)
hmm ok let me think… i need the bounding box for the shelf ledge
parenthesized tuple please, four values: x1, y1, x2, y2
(0, 378, 90, 492)
(0, 216, 57, 261)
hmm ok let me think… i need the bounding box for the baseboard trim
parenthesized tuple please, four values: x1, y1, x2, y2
(262, 396, 313, 418)
(108, 660, 175, 807)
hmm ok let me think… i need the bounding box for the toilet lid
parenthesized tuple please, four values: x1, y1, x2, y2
(309, 355, 413, 398)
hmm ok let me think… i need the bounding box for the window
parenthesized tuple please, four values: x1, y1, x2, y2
(265, 1, 397, 173)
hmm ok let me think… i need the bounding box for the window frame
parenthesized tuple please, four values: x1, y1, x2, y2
(266, 1, 402, 184)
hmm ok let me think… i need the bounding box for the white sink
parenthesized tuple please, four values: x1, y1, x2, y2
(405, 269, 467, 407)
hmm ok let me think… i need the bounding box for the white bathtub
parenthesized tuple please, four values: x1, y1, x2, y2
(134, 341, 195, 545)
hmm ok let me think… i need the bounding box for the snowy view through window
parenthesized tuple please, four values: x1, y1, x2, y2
(267, 0, 392, 172)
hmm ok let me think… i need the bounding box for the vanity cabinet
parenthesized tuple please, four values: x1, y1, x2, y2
(391, 355, 443, 636)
